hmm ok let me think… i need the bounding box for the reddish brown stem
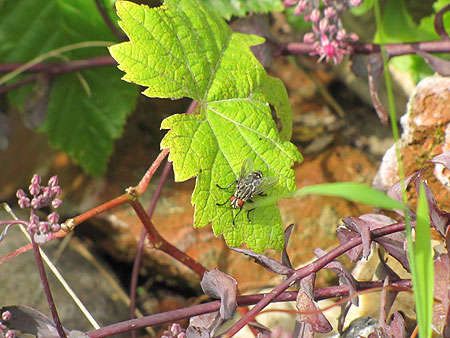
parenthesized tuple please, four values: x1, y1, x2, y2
(130, 199, 207, 277)
(62, 148, 169, 232)
(223, 221, 406, 337)
(86, 279, 412, 338)
(31, 238, 67, 338)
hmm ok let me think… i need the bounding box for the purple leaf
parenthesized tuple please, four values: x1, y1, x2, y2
(188, 312, 222, 337)
(0, 305, 68, 337)
(367, 53, 388, 124)
(385, 312, 405, 338)
(296, 274, 333, 334)
(386, 172, 420, 204)
(200, 269, 237, 320)
(415, 50, 450, 77)
(230, 247, 294, 276)
(341, 216, 373, 260)
(340, 214, 410, 272)
(186, 326, 211, 338)
(282, 224, 295, 270)
(248, 321, 272, 338)
(433, 254, 450, 335)
(336, 225, 362, 261)
(413, 178, 450, 236)
(379, 277, 399, 330)
(342, 217, 372, 259)
(376, 250, 401, 282)
(429, 151, 450, 171)
(314, 248, 358, 306)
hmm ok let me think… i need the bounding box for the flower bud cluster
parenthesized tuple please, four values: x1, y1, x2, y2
(284, 0, 362, 64)
(0, 310, 14, 338)
(16, 175, 62, 242)
(161, 323, 186, 338)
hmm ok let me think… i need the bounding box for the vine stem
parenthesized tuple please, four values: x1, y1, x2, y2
(222, 221, 406, 337)
(62, 148, 170, 232)
(85, 279, 411, 337)
(31, 237, 67, 338)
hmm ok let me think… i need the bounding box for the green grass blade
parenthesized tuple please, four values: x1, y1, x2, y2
(413, 182, 434, 338)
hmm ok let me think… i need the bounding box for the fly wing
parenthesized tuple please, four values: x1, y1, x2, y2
(239, 157, 254, 181)
(253, 175, 278, 195)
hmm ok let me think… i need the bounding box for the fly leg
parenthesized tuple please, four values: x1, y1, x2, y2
(232, 207, 243, 226)
(245, 199, 257, 223)
(216, 181, 237, 190)
(216, 180, 237, 206)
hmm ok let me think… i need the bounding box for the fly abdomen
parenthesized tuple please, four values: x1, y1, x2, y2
(235, 170, 263, 202)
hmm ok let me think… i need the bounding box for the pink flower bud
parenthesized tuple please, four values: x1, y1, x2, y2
(43, 187, 51, 198)
(16, 189, 26, 199)
(295, 0, 308, 14)
(170, 323, 181, 335)
(29, 214, 39, 225)
(324, 7, 336, 18)
(48, 175, 58, 187)
(51, 223, 61, 232)
(350, 0, 363, 7)
(48, 212, 59, 225)
(51, 186, 61, 197)
(29, 183, 40, 196)
(349, 33, 359, 41)
(310, 9, 320, 23)
(31, 197, 40, 209)
(303, 32, 316, 44)
(52, 199, 62, 209)
(2, 310, 11, 321)
(337, 29, 347, 41)
(5, 330, 15, 338)
(39, 221, 50, 234)
(31, 174, 41, 185)
(319, 18, 329, 33)
(28, 222, 38, 234)
(18, 197, 31, 209)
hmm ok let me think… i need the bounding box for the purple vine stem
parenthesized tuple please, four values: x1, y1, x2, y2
(31, 237, 67, 338)
(223, 221, 406, 337)
(85, 279, 411, 338)
(129, 100, 198, 338)
(129, 159, 173, 338)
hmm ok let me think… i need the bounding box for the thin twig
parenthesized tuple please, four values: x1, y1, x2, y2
(130, 199, 208, 277)
(31, 238, 67, 338)
(94, 0, 126, 41)
(129, 159, 173, 338)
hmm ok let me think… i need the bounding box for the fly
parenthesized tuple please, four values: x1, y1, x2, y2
(216, 158, 278, 225)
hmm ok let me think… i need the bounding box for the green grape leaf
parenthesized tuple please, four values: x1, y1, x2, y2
(200, 0, 284, 20)
(0, 0, 138, 175)
(109, 0, 302, 252)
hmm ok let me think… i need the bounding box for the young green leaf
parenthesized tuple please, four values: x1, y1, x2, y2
(109, 0, 302, 252)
